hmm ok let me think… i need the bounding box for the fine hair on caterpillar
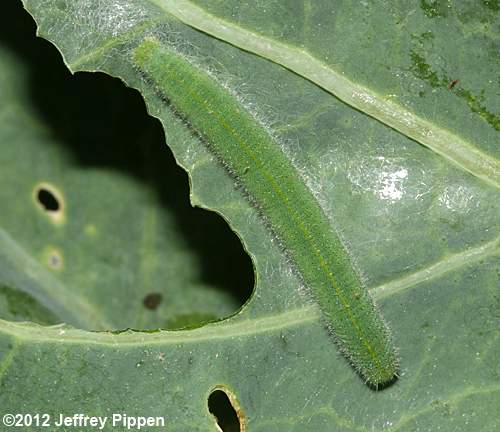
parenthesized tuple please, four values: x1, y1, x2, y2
(133, 37, 400, 388)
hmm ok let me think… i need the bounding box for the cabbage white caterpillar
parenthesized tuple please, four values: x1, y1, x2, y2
(134, 38, 399, 387)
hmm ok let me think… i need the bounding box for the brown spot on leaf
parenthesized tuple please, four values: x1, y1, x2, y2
(143, 293, 162, 310)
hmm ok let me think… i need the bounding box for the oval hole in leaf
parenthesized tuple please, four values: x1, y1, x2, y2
(208, 388, 244, 432)
(37, 187, 60, 212)
(33, 183, 65, 224)
(33, 182, 64, 224)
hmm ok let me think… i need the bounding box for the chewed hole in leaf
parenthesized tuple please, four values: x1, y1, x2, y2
(37, 187, 59, 211)
(208, 388, 244, 432)
(34, 183, 64, 223)
(7, 2, 254, 331)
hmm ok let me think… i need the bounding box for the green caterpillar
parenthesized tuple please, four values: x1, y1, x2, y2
(134, 38, 399, 387)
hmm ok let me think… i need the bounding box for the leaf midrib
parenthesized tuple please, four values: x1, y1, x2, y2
(46, 0, 499, 190)
(150, 0, 500, 189)
(2, 234, 498, 344)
